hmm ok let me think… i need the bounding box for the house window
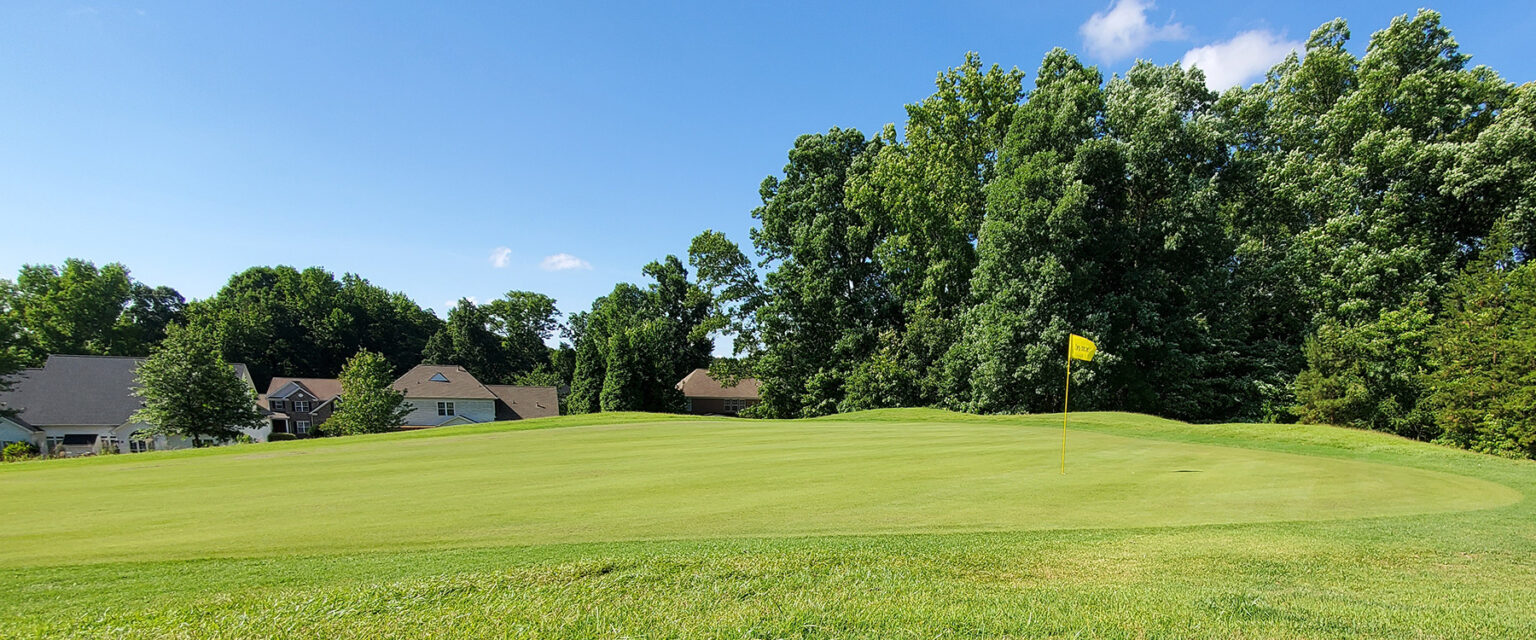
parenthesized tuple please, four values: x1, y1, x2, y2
(437, 402, 455, 416)
(129, 439, 152, 453)
(293, 401, 311, 413)
(723, 398, 748, 414)
(429, 373, 450, 382)
(270, 399, 286, 411)
(296, 421, 310, 435)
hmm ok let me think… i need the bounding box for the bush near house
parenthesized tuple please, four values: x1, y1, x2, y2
(2, 441, 38, 462)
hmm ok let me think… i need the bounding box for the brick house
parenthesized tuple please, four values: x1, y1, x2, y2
(675, 368, 760, 416)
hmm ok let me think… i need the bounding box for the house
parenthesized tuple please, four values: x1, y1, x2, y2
(0, 354, 268, 456)
(675, 368, 760, 416)
(391, 364, 559, 427)
(259, 377, 342, 437)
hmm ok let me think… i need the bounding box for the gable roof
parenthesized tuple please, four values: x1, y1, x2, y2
(675, 368, 761, 400)
(392, 365, 496, 399)
(0, 354, 253, 427)
(265, 377, 343, 401)
(486, 385, 559, 420)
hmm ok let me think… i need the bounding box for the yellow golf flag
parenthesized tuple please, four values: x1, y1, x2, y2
(1062, 333, 1095, 474)
(1069, 334, 1096, 362)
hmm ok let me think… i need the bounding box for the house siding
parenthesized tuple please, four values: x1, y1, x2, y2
(0, 419, 36, 448)
(402, 398, 495, 426)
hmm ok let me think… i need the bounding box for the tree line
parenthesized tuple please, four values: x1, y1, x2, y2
(0, 263, 574, 393)
(707, 10, 1536, 459)
(3, 10, 1534, 460)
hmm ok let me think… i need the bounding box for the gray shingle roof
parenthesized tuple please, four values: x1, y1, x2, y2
(0, 355, 252, 427)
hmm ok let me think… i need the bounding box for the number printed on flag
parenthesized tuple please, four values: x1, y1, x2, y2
(1069, 334, 1096, 362)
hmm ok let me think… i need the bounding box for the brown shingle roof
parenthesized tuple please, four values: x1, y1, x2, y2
(675, 368, 761, 400)
(486, 385, 559, 420)
(392, 365, 496, 399)
(265, 377, 343, 401)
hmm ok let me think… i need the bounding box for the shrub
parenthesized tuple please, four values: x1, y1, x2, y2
(268, 432, 297, 442)
(3, 442, 39, 462)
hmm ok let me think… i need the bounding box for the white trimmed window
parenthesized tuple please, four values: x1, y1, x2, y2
(437, 401, 455, 416)
(296, 421, 310, 435)
(270, 399, 286, 411)
(293, 401, 311, 413)
(129, 439, 152, 453)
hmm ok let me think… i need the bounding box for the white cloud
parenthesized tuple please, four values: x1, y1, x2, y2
(1181, 30, 1302, 90)
(442, 296, 478, 311)
(489, 246, 512, 268)
(1080, 0, 1189, 60)
(540, 253, 592, 271)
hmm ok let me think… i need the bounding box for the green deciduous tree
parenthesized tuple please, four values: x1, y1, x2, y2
(325, 349, 411, 436)
(132, 324, 264, 446)
(0, 311, 24, 419)
(749, 128, 893, 417)
(0, 259, 183, 364)
(568, 257, 713, 414)
(422, 291, 561, 385)
(855, 53, 1025, 408)
(422, 298, 509, 383)
(189, 267, 442, 387)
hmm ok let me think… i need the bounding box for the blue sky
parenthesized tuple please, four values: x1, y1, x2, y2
(3, 1, 1534, 333)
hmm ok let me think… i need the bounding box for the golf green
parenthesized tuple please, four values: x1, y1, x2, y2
(0, 412, 1514, 568)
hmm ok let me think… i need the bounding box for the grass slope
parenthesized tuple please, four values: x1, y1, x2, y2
(2, 409, 1533, 639)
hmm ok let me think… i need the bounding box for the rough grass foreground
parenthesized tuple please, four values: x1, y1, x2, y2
(1, 409, 1533, 638)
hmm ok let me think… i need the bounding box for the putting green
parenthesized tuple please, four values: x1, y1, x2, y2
(0, 415, 1517, 567)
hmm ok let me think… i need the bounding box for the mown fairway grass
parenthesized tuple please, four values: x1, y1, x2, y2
(1, 409, 1533, 638)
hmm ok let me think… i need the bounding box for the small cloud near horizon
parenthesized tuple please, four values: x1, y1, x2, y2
(1080, 0, 1189, 60)
(489, 246, 512, 268)
(1181, 30, 1302, 90)
(540, 253, 592, 271)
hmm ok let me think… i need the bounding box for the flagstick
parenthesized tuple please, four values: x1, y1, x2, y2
(1062, 350, 1071, 475)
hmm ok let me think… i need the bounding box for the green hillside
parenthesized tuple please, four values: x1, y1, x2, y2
(2, 409, 1534, 638)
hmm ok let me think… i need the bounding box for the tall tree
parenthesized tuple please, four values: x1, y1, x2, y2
(421, 291, 560, 385)
(568, 258, 713, 414)
(132, 324, 264, 447)
(421, 299, 508, 383)
(485, 291, 562, 377)
(189, 266, 442, 386)
(943, 51, 1233, 419)
(324, 349, 412, 436)
(688, 229, 762, 382)
(1264, 11, 1521, 431)
(852, 53, 1025, 408)
(749, 128, 892, 417)
(0, 259, 181, 363)
(0, 311, 24, 419)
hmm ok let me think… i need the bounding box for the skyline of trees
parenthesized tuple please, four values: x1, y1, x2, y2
(4, 9, 1534, 459)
